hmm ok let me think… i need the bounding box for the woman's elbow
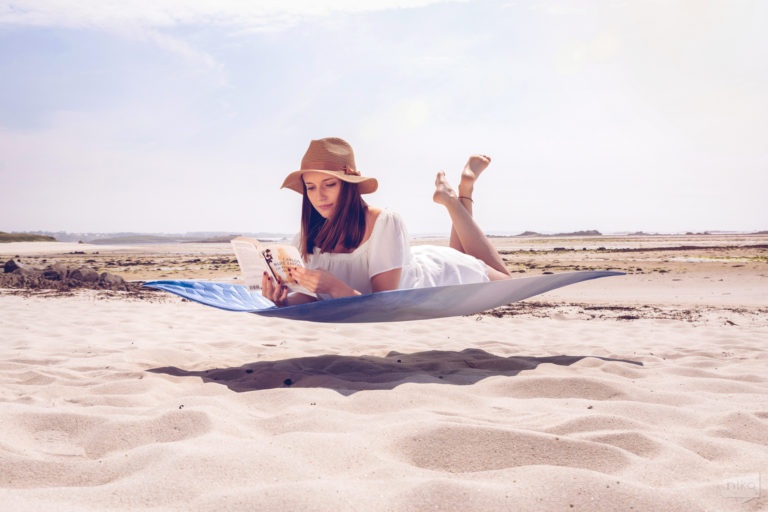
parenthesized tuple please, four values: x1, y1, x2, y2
(371, 268, 402, 293)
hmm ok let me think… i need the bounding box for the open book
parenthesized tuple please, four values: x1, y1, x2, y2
(230, 236, 316, 297)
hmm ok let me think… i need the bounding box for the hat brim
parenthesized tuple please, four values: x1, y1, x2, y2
(281, 169, 378, 194)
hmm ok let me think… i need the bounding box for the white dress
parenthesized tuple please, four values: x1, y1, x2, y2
(304, 209, 490, 299)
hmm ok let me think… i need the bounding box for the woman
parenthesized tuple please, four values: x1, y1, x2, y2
(261, 137, 512, 307)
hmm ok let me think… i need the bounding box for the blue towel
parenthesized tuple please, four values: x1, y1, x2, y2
(144, 271, 623, 323)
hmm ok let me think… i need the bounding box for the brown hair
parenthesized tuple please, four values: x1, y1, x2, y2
(300, 180, 368, 258)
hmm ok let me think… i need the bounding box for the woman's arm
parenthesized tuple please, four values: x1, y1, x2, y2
(371, 268, 402, 293)
(267, 266, 402, 304)
(290, 267, 362, 299)
(293, 267, 403, 297)
(284, 292, 317, 306)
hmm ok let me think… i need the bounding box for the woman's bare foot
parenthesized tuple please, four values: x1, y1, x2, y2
(433, 171, 459, 206)
(459, 154, 491, 198)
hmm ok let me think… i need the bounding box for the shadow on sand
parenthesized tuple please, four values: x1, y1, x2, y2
(148, 348, 643, 396)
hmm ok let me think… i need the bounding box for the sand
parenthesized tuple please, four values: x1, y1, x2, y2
(1, 236, 767, 511)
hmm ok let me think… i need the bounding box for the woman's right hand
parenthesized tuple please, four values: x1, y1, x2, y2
(261, 271, 288, 307)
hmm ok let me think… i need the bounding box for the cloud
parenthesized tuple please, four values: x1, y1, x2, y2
(138, 27, 219, 70)
(0, 0, 467, 70)
(0, 0, 467, 31)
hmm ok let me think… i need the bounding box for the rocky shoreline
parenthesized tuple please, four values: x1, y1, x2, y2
(1, 259, 148, 294)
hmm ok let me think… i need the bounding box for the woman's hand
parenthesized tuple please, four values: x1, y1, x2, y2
(290, 267, 361, 298)
(261, 271, 288, 306)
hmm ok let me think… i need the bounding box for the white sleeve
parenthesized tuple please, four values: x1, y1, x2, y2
(368, 210, 410, 278)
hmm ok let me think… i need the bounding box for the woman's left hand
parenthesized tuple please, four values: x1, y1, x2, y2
(290, 267, 360, 298)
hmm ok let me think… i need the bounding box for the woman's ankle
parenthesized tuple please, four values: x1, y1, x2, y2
(458, 183, 474, 198)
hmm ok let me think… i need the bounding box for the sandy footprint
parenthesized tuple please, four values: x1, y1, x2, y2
(544, 414, 650, 436)
(580, 431, 663, 457)
(705, 411, 768, 446)
(83, 410, 212, 459)
(390, 467, 704, 512)
(489, 376, 628, 401)
(396, 424, 630, 474)
(0, 451, 153, 487)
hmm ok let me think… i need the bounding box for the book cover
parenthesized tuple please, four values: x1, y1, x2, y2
(261, 245, 315, 297)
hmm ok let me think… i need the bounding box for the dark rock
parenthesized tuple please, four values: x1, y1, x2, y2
(50, 263, 70, 278)
(42, 270, 62, 281)
(4, 260, 22, 273)
(1, 273, 24, 287)
(69, 267, 100, 282)
(10, 264, 38, 277)
(99, 273, 125, 287)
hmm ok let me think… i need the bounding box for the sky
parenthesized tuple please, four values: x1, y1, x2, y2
(1, 0, 766, 236)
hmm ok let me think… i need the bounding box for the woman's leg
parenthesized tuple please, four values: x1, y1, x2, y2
(487, 265, 511, 281)
(434, 170, 511, 276)
(449, 155, 488, 252)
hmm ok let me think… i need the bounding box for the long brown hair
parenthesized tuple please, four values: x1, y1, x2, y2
(300, 180, 368, 258)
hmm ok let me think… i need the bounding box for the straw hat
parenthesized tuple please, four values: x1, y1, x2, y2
(281, 137, 378, 194)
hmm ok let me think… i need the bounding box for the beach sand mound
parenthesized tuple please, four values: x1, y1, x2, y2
(0, 293, 766, 511)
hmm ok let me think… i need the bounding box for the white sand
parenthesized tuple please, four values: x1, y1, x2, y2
(1, 286, 767, 511)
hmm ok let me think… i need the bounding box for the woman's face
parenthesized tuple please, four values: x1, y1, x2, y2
(303, 172, 342, 219)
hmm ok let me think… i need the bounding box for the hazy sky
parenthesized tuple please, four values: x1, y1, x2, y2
(1, 0, 766, 235)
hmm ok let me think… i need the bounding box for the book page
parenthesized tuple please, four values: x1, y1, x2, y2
(230, 237, 267, 290)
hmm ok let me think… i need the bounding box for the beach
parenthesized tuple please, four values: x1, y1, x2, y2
(1, 235, 766, 511)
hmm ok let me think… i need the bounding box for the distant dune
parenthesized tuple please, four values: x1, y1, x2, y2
(86, 234, 265, 244)
(13, 231, 290, 244)
(87, 234, 244, 245)
(187, 235, 242, 243)
(515, 230, 602, 237)
(0, 231, 57, 243)
(87, 235, 186, 245)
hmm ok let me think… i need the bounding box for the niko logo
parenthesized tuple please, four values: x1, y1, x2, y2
(721, 473, 761, 503)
